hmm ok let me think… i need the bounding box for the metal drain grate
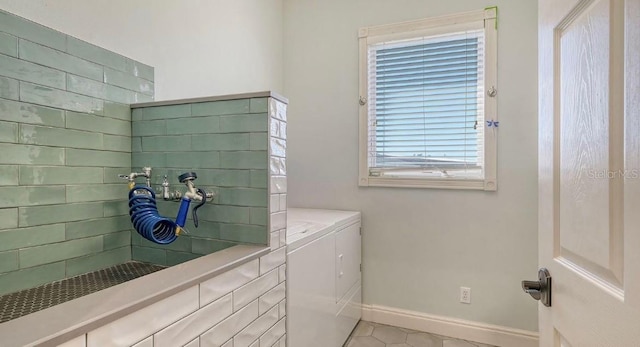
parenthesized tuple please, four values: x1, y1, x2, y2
(0, 261, 166, 323)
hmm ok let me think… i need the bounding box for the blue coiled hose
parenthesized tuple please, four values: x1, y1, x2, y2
(128, 185, 178, 244)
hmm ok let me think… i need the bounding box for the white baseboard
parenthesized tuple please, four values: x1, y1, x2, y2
(361, 304, 538, 347)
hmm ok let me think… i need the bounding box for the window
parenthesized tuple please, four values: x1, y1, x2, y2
(358, 8, 498, 190)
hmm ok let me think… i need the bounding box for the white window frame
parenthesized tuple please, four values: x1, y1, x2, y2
(358, 8, 498, 191)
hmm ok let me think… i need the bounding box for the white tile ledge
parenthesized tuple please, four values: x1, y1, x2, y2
(0, 245, 270, 347)
(130, 91, 288, 108)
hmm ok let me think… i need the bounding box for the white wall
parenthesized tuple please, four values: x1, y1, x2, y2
(283, 0, 539, 331)
(0, 0, 283, 100)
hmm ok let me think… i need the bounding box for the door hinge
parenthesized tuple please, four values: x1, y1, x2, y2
(359, 227, 362, 235)
(360, 264, 362, 272)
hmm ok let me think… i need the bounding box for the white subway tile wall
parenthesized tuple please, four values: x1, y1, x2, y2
(57, 335, 86, 347)
(199, 260, 259, 306)
(233, 269, 279, 312)
(153, 293, 233, 347)
(131, 337, 153, 347)
(87, 286, 200, 346)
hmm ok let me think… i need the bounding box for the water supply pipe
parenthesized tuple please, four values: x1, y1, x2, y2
(119, 167, 152, 189)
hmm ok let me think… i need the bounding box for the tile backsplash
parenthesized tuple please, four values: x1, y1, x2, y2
(131, 97, 276, 266)
(0, 9, 153, 295)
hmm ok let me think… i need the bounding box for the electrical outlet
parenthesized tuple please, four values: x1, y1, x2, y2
(460, 287, 471, 304)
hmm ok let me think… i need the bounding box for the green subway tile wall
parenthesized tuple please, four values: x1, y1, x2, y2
(0, 9, 154, 295)
(131, 97, 270, 266)
(0, 8, 280, 299)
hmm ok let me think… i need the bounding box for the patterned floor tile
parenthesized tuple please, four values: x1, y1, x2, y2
(407, 332, 443, 347)
(353, 321, 375, 336)
(443, 340, 477, 347)
(345, 321, 496, 347)
(372, 326, 408, 344)
(348, 336, 387, 347)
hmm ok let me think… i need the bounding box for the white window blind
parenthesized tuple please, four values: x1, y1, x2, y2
(359, 9, 497, 190)
(367, 30, 485, 179)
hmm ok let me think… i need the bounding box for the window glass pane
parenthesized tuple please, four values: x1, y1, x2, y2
(368, 30, 485, 177)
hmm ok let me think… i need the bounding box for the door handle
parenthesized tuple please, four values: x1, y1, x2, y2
(522, 280, 542, 299)
(521, 268, 552, 307)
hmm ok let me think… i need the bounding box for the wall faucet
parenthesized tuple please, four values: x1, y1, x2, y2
(119, 167, 152, 189)
(161, 173, 215, 201)
(124, 169, 215, 241)
(173, 172, 214, 230)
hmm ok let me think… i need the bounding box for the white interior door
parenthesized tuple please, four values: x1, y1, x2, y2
(538, 0, 640, 345)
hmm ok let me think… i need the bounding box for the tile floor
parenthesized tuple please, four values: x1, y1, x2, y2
(344, 321, 496, 347)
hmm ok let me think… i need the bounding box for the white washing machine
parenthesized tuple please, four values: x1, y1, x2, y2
(286, 208, 362, 347)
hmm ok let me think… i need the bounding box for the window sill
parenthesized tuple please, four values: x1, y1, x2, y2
(359, 177, 496, 190)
